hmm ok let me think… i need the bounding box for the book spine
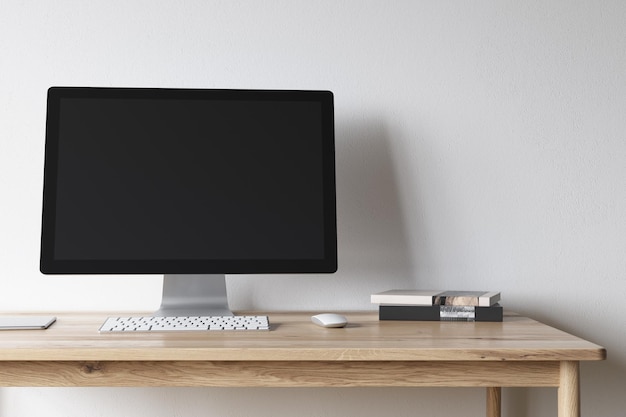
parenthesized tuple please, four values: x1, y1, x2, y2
(378, 304, 503, 322)
(434, 292, 500, 307)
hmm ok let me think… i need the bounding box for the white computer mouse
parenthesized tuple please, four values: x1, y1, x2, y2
(311, 313, 348, 328)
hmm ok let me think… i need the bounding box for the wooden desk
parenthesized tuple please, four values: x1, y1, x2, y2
(0, 312, 605, 417)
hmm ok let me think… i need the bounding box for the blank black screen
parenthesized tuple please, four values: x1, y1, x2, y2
(41, 88, 336, 273)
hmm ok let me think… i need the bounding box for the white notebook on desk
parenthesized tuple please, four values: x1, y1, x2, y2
(0, 316, 56, 330)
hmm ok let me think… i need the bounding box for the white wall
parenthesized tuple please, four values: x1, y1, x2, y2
(1, 1, 624, 416)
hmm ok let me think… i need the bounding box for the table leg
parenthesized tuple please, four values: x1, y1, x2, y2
(487, 387, 501, 417)
(558, 361, 580, 417)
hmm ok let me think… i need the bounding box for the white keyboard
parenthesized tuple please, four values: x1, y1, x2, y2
(99, 315, 270, 332)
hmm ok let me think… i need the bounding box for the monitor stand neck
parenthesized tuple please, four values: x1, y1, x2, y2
(154, 274, 233, 317)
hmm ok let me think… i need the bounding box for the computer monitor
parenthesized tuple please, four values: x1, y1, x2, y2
(40, 87, 337, 316)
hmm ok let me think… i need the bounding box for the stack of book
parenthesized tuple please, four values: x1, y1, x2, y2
(371, 290, 503, 322)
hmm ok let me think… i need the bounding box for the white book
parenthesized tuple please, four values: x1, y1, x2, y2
(371, 290, 500, 307)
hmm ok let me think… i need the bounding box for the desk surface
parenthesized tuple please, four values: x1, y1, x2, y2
(0, 311, 606, 417)
(0, 311, 606, 362)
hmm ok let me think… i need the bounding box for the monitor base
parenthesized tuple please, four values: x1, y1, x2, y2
(154, 274, 233, 317)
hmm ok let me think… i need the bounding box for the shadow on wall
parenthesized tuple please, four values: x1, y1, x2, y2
(228, 117, 418, 311)
(334, 119, 415, 289)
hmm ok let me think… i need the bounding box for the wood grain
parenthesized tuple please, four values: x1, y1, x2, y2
(558, 361, 580, 417)
(0, 311, 606, 417)
(0, 312, 606, 362)
(487, 387, 501, 417)
(0, 360, 560, 387)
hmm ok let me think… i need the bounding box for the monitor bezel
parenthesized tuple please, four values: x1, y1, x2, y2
(40, 87, 337, 275)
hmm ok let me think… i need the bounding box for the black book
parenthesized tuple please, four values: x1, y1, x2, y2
(379, 304, 503, 322)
